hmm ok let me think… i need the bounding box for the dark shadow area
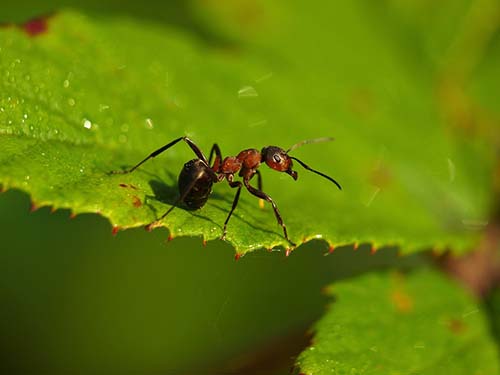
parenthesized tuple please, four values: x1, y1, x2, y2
(148, 179, 179, 206)
(485, 288, 500, 365)
(1, 0, 237, 48)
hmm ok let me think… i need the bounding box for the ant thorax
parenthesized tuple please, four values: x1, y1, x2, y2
(220, 148, 261, 174)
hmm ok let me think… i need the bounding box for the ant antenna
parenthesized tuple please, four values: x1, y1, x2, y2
(289, 157, 342, 190)
(286, 137, 334, 153)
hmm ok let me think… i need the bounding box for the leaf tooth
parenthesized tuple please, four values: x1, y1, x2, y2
(30, 201, 39, 212)
(111, 225, 121, 236)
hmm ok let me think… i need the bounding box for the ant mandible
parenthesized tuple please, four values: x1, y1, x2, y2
(111, 136, 341, 247)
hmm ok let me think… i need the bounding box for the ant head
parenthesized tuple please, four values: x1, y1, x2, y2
(262, 138, 342, 190)
(261, 146, 297, 180)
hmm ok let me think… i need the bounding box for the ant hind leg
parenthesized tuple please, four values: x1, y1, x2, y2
(145, 170, 205, 231)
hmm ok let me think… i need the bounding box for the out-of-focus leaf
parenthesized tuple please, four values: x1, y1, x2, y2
(296, 269, 499, 374)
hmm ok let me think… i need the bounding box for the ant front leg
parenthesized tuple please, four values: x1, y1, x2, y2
(110, 136, 208, 174)
(255, 170, 265, 209)
(243, 178, 296, 247)
(221, 177, 243, 241)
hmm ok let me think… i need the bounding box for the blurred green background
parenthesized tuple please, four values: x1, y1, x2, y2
(1, 0, 499, 373)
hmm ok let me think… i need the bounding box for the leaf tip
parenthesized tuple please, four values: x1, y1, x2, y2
(30, 201, 39, 212)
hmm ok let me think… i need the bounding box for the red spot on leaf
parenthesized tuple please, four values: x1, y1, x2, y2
(235, 253, 242, 261)
(112, 226, 120, 236)
(23, 17, 49, 37)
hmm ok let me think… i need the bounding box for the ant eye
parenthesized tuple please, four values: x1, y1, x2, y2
(273, 154, 282, 163)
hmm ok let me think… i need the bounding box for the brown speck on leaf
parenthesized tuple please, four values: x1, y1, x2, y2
(369, 163, 392, 189)
(349, 88, 375, 119)
(390, 273, 414, 313)
(391, 289, 414, 313)
(447, 318, 467, 334)
(132, 195, 142, 208)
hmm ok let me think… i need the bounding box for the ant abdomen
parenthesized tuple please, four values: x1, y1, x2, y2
(178, 159, 213, 209)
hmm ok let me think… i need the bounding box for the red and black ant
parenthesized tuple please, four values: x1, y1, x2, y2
(111, 136, 341, 247)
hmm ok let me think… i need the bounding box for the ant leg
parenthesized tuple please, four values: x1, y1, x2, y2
(110, 136, 209, 174)
(243, 178, 296, 247)
(255, 170, 263, 190)
(221, 180, 243, 240)
(145, 170, 205, 231)
(255, 170, 265, 209)
(208, 143, 223, 171)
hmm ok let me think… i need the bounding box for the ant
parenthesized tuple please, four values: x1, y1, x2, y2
(111, 136, 341, 247)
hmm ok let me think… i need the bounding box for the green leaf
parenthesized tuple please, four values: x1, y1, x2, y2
(0, 3, 495, 255)
(296, 269, 500, 375)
